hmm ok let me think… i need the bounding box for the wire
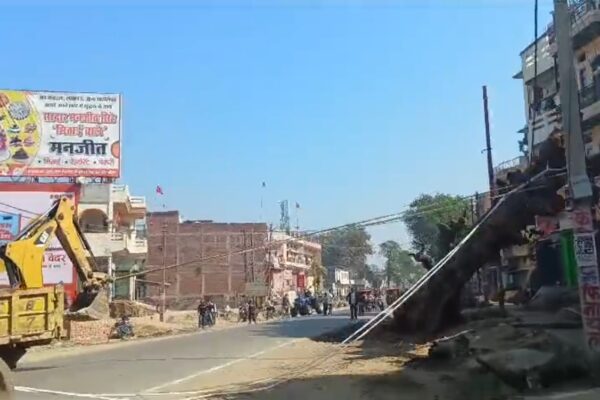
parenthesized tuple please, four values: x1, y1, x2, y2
(117, 170, 569, 282)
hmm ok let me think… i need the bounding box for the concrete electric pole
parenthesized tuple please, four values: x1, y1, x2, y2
(482, 86, 495, 201)
(554, 0, 599, 356)
(160, 222, 167, 322)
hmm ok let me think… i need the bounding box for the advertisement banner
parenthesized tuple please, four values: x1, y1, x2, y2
(0, 213, 20, 244)
(0, 90, 121, 177)
(0, 188, 78, 286)
(573, 232, 600, 353)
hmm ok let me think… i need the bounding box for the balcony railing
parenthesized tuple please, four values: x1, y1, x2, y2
(529, 105, 562, 146)
(494, 156, 527, 174)
(580, 82, 600, 108)
(110, 185, 147, 213)
(112, 232, 147, 255)
(571, 0, 598, 20)
(130, 196, 146, 207)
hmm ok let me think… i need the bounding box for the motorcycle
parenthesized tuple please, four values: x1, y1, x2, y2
(112, 317, 135, 340)
(291, 296, 311, 317)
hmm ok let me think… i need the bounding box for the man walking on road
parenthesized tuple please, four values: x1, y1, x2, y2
(347, 287, 359, 320)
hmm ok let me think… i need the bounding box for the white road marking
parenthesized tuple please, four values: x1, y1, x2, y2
(143, 339, 300, 393)
(15, 386, 129, 400)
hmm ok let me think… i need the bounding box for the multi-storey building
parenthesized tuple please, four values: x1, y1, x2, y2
(514, 0, 600, 161)
(78, 183, 147, 300)
(484, 0, 600, 297)
(267, 231, 322, 297)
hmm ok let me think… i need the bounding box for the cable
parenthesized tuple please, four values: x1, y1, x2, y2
(115, 198, 487, 282)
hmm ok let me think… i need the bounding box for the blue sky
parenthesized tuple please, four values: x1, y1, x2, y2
(2, 0, 555, 253)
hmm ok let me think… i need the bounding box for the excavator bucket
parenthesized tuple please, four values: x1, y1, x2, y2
(68, 288, 110, 320)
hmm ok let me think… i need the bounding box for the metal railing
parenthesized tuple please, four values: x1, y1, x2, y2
(494, 156, 527, 174)
(570, 0, 598, 20)
(580, 82, 600, 108)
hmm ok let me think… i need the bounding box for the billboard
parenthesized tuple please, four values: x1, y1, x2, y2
(0, 90, 121, 177)
(0, 184, 79, 290)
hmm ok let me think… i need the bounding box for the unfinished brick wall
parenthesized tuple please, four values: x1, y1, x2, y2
(65, 319, 114, 345)
(145, 211, 267, 308)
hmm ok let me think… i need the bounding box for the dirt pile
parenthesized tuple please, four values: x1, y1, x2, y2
(110, 300, 157, 318)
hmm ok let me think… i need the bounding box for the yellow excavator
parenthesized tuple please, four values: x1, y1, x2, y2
(0, 197, 110, 393)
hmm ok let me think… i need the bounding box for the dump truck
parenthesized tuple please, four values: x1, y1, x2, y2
(0, 197, 110, 395)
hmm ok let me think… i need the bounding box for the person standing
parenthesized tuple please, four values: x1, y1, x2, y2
(247, 300, 257, 324)
(322, 290, 333, 316)
(206, 299, 215, 327)
(282, 293, 291, 318)
(264, 297, 275, 320)
(347, 287, 359, 320)
(210, 300, 218, 326)
(197, 300, 207, 329)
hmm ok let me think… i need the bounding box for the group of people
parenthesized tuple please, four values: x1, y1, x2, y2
(346, 287, 384, 320)
(197, 299, 218, 329)
(195, 289, 342, 327)
(238, 299, 258, 323)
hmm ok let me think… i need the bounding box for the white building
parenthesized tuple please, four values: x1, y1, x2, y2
(78, 183, 147, 300)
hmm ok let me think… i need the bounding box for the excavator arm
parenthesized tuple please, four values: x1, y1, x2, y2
(0, 197, 109, 318)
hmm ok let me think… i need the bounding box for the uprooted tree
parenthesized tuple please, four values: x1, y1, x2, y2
(394, 137, 567, 337)
(402, 193, 471, 261)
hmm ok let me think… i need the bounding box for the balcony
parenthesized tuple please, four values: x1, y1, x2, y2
(571, 1, 600, 49)
(126, 237, 148, 255)
(520, 34, 555, 83)
(579, 82, 600, 127)
(494, 156, 527, 176)
(83, 231, 147, 258)
(111, 184, 147, 218)
(85, 232, 124, 257)
(285, 261, 311, 270)
(112, 232, 148, 256)
(130, 196, 146, 209)
(529, 100, 562, 146)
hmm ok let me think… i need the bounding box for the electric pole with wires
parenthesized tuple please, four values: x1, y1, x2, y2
(554, 0, 599, 356)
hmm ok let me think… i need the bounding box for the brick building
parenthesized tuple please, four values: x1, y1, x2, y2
(145, 211, 268, 308)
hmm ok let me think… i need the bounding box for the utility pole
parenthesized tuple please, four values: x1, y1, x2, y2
(160, 222, 167, 322)
(554, 0, 599, 355)
(482, 86, 495, 201)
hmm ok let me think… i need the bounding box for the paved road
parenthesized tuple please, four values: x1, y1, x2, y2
(13, 312, 360, 399)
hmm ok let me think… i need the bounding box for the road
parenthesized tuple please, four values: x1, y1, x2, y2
(12, 312, 361, 399)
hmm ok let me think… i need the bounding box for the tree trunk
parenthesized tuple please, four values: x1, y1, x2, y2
(394, 176, 564, 337)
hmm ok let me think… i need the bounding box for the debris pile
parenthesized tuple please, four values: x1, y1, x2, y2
(110, 300, 157, 318)
(403, 309, 594, 399)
